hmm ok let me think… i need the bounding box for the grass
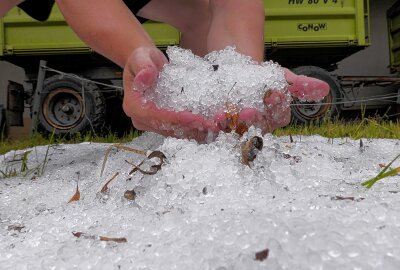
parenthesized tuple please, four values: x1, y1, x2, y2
(1, 118, 399, 156)
(0, 118, 399, 156)
(0, 130, 142, 179)
(0, 130, 142, 156)
(361, 154, 400, 188)
(273, 118, 400, 140)
(0, 118, 399, 185)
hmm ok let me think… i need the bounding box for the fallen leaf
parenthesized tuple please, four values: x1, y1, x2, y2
(289, 134, 294, 143)
(72, 232, 87, 238)
(241, 136, 263, 166)
(225, 103, 239, 128)
(99, 236, 128, 243)
(72, 232, 127, 243)
(331, 196, 365, 202)
(100, 172, 119, 193)
(223, 82, 248, 135)
(255, 248, 269, 261)
(225, 103, 249, 135)
(127, 159, 145, 175)
(126, 160, 160, 175)
(147, 151, 166, 162)
(235, 122, 249, 136)
(68, 182, 80, 203)
(379, 164, 400, 175)
(146, 151, 167, 172)
(124, 189, 136, 201)
(101, 144, 147, 177)
(126, 151, 166, 175)
(7, 224, 25, 232)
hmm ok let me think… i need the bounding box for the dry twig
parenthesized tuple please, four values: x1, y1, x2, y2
(100, 172, 119, 193)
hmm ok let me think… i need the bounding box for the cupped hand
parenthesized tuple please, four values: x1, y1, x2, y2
(123, 48, 330, 142)
(122, 47, 221, 142)
(228, 67, 330, 134)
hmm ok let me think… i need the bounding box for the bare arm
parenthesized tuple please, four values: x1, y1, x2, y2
(55, 0, 155, 67)
(0, 0, 24, 17)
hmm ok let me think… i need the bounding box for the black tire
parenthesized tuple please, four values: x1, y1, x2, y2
(38, 75, 106, 136)
(104, 96, 134, 137)
(290, 66, 342, 124)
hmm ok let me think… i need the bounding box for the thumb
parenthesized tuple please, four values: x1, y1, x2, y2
(133, 66, 160, 92)
(284, 68, 330, 101)
(126, 47, 168, 92)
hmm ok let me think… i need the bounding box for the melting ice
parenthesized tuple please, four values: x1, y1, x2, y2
(145, 46, 289, 117)
(1, 131, 400, 270)
(1, 47, 399, 269)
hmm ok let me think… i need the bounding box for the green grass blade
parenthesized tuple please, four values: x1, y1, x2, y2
(362, 154, 400, 189)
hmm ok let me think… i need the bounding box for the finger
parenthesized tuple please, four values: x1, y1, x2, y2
(178, 111, 220, 133)
(238, 108, 259, 123)
(284, 68, 330, 101)
(262, 91, 291, 132)
(235, 108, 259, 133)
(133, 116, 210, 142)
(126, 98, 208, 140)
(171, 111, 216, 141)
(150, 49, 168, 70)
(178, 111, 205, 128)
(122, 87, 145, 120)
(131, 118, 176, 137)
(263, 91, 291, 109)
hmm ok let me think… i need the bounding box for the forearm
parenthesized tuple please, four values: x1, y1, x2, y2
(56, 0, 154, 67)
(208, 0, 265, 62)
(0, 0, 24, 17)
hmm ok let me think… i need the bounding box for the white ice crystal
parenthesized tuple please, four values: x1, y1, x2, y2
(145, 46, 289, 117)
(0, 47, 399, 270)
(1, 132, 400, 270)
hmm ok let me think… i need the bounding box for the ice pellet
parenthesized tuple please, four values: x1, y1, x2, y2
(144, 46, 289, 117)
(1, 67, 400, 270)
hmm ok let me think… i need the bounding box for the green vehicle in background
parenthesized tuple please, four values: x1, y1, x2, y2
(387, 1, 400, 114)
(0, 0, 372, 135)
(388, 0, 400, 72)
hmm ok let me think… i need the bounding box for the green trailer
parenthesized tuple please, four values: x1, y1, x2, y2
(335, 1, 400, 119)
(0, 0, 370, 65)
(388, 0, 400, 72)
(0, 0, 371, 135)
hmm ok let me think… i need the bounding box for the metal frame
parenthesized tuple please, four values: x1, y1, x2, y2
(30, 60, 47, 134)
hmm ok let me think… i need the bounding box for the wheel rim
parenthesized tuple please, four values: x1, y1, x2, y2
(292, 91, 333, 121)
(42, 88, 86, 130)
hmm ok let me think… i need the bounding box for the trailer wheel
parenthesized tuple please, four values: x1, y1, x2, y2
(290, 66, 342, 124)
(38, 76, 106, 136)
